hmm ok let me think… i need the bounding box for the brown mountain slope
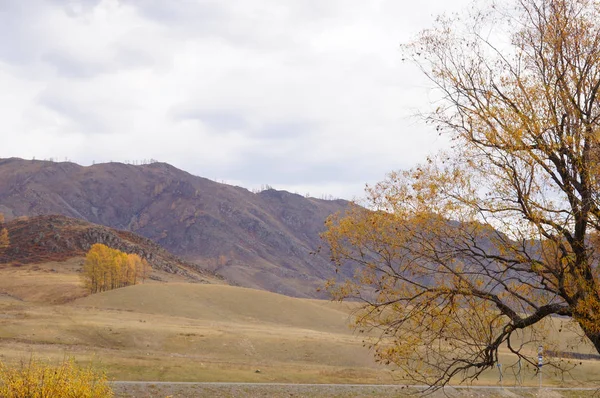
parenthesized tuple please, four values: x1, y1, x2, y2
(0, 214, 220, 283)
(0, 158, 349, 297)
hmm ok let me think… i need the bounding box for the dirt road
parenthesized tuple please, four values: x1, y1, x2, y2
(112, 381, 596, 398)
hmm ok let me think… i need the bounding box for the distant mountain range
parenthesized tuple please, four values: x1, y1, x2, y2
(0, 158, 349, 297)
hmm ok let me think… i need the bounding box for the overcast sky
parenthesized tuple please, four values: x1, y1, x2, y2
(0, 0, 472, 199)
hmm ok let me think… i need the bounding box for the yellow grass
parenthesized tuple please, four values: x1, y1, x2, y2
(0, 258, 87, 303)
(0, 258, 599, 387)
(75, 283, 355, 332)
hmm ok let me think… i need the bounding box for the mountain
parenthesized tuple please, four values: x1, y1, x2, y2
(0, 158, 349, 297)
(0, 214, 220, 283)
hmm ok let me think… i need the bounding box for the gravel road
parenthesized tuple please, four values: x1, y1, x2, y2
(112, 382, 596, 398)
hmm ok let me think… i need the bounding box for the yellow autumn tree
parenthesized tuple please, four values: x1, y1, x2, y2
(323, 0, 600, 389)
(126, 253, 151, 284)
(110, 250, 127, 290)
(82, 244, 150, 293)
(82, 243, 107, 293)
(0, 213, 9, 250)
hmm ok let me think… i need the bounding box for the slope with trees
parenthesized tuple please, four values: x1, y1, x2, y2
(0, 214, 218, 283)
(323, 0, 600, 389)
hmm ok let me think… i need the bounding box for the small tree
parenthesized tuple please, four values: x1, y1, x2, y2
(125, 253, 139, 285)
(0, 213, 9, 250)
(82, 244, 108, 293)
(126, 253, 151, 284)
(323, 0, 600, 389)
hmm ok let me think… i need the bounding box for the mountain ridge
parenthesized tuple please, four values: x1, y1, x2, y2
(0, 158, 349, 297)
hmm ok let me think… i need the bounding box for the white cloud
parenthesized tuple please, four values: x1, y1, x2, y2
(0, 0, 471, 199)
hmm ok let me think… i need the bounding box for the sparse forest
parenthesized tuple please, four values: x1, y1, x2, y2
(323, 0, 600, 389)
(82, 243, 151, 293)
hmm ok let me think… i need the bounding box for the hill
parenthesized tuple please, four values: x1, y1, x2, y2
(1, 269, 598, 388)
(0, 214, 220, 283)
(75, 283, 355, 333)
(0, 158, 349, 297)
(0, 265, 392, 385)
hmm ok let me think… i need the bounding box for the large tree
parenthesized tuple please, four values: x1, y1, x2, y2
(322, 0, 600, 388)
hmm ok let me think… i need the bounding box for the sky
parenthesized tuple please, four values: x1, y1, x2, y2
(0, 0, 472, 200)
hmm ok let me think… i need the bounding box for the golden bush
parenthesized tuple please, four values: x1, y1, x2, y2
(0, 357, 113, 398)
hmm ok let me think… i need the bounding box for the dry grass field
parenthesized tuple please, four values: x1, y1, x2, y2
(0, 257, 599, 395)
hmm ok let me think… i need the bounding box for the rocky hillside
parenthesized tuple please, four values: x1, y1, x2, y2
(0, 214, 219, 283)
(0, 158, 349, 297)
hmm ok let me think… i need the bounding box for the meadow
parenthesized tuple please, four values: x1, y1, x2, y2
(0, 258, 599, 393)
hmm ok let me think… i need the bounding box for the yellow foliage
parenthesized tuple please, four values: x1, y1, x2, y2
(322, 0, 600, 388)
(82, 244, 151, 294)
(0, 213, 9, 249)
(0, 357, 113, 398)
(0, 228, 8, 250)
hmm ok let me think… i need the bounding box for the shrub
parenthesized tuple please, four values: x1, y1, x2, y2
(0, 357, 113, 398)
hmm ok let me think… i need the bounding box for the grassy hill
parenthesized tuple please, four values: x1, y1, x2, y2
(0, 258, 384, 384)
(75, 283, 356, 333)
(0, 257, 599, 387)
